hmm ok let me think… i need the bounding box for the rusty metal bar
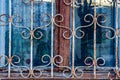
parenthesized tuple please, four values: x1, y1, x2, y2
(71, 0, 75, 78)
(93, 0, 97, 79)
(8, 0, 12, 78)
(51, 0, 54, 78)
(30, 0, 34, 77)
(115, 0, 119, 79)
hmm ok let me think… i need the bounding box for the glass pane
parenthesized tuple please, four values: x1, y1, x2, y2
(74, 0, 115, 67)
(11, 0, 52, 66)
(0, 0, 55, 78)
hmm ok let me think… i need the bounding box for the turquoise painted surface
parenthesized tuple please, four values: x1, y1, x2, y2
(0, 0, 51, 66)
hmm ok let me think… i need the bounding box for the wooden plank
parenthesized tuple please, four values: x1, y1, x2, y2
(54, 0, 70, 66)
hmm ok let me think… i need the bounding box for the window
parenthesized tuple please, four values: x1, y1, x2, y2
(76, 0, 115, 67)
(0, 0, 120, 79)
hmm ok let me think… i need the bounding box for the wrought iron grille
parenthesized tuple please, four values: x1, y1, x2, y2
(0, 0, 120, 79)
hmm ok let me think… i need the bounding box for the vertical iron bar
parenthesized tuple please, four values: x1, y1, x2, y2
(115, 0, 119, 79)
(93, 0, 97, 79)
(71, 0, 75, 78)
(8, 0, 12, 78)
(30, 0, 34, 76)
(51, 0, 54, 78)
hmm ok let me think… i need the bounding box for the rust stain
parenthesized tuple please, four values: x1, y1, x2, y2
(8, 17, 12, 23)
(50, 58, 54, 64)
(7, 57, 12, 64)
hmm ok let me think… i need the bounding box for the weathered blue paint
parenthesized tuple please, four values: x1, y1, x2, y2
(0, 1, 51, 66)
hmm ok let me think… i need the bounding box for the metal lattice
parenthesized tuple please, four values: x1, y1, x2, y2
(0, 0, 120, 79)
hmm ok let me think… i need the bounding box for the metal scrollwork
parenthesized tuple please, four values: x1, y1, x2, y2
(31, 54, 84, 78)
(0, 55, 20, 67)
(107, 68, 120, 79)
(0, 14, 9, 26)
(20, 66, 30, 78)
(11, 14, 23, 27)
(41, 54, 51, 66)
(53, 14, 73, 39)
(96, 14, 116, 39)
(53, 13, 94, 39)
(19, 54, 50, 78)
(63, 0, 83, 7)
(40, 14, 52, 27)
(0, 14, 24, 27)
(75, 14, 94, 39)
(53, 55, 83, 78)
(84, 57, 105, 67)
(20, 27, 31, 39)
(11, 55, 21, 66)
(0, 55, 8, 67)
(0, 0, 120, 79)
(0, 13, 44, 40)
(53, 11, 116, 41)
(20, 27, 43, 39)
(20, 66, 44, 78)
(74, 67, 83, 78)
(49, 55, 72, 78)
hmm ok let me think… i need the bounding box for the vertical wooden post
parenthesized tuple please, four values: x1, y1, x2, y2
(54, 0, 70, 66)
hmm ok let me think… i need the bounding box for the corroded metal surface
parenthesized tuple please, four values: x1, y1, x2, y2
(0, 0, 120, 79)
